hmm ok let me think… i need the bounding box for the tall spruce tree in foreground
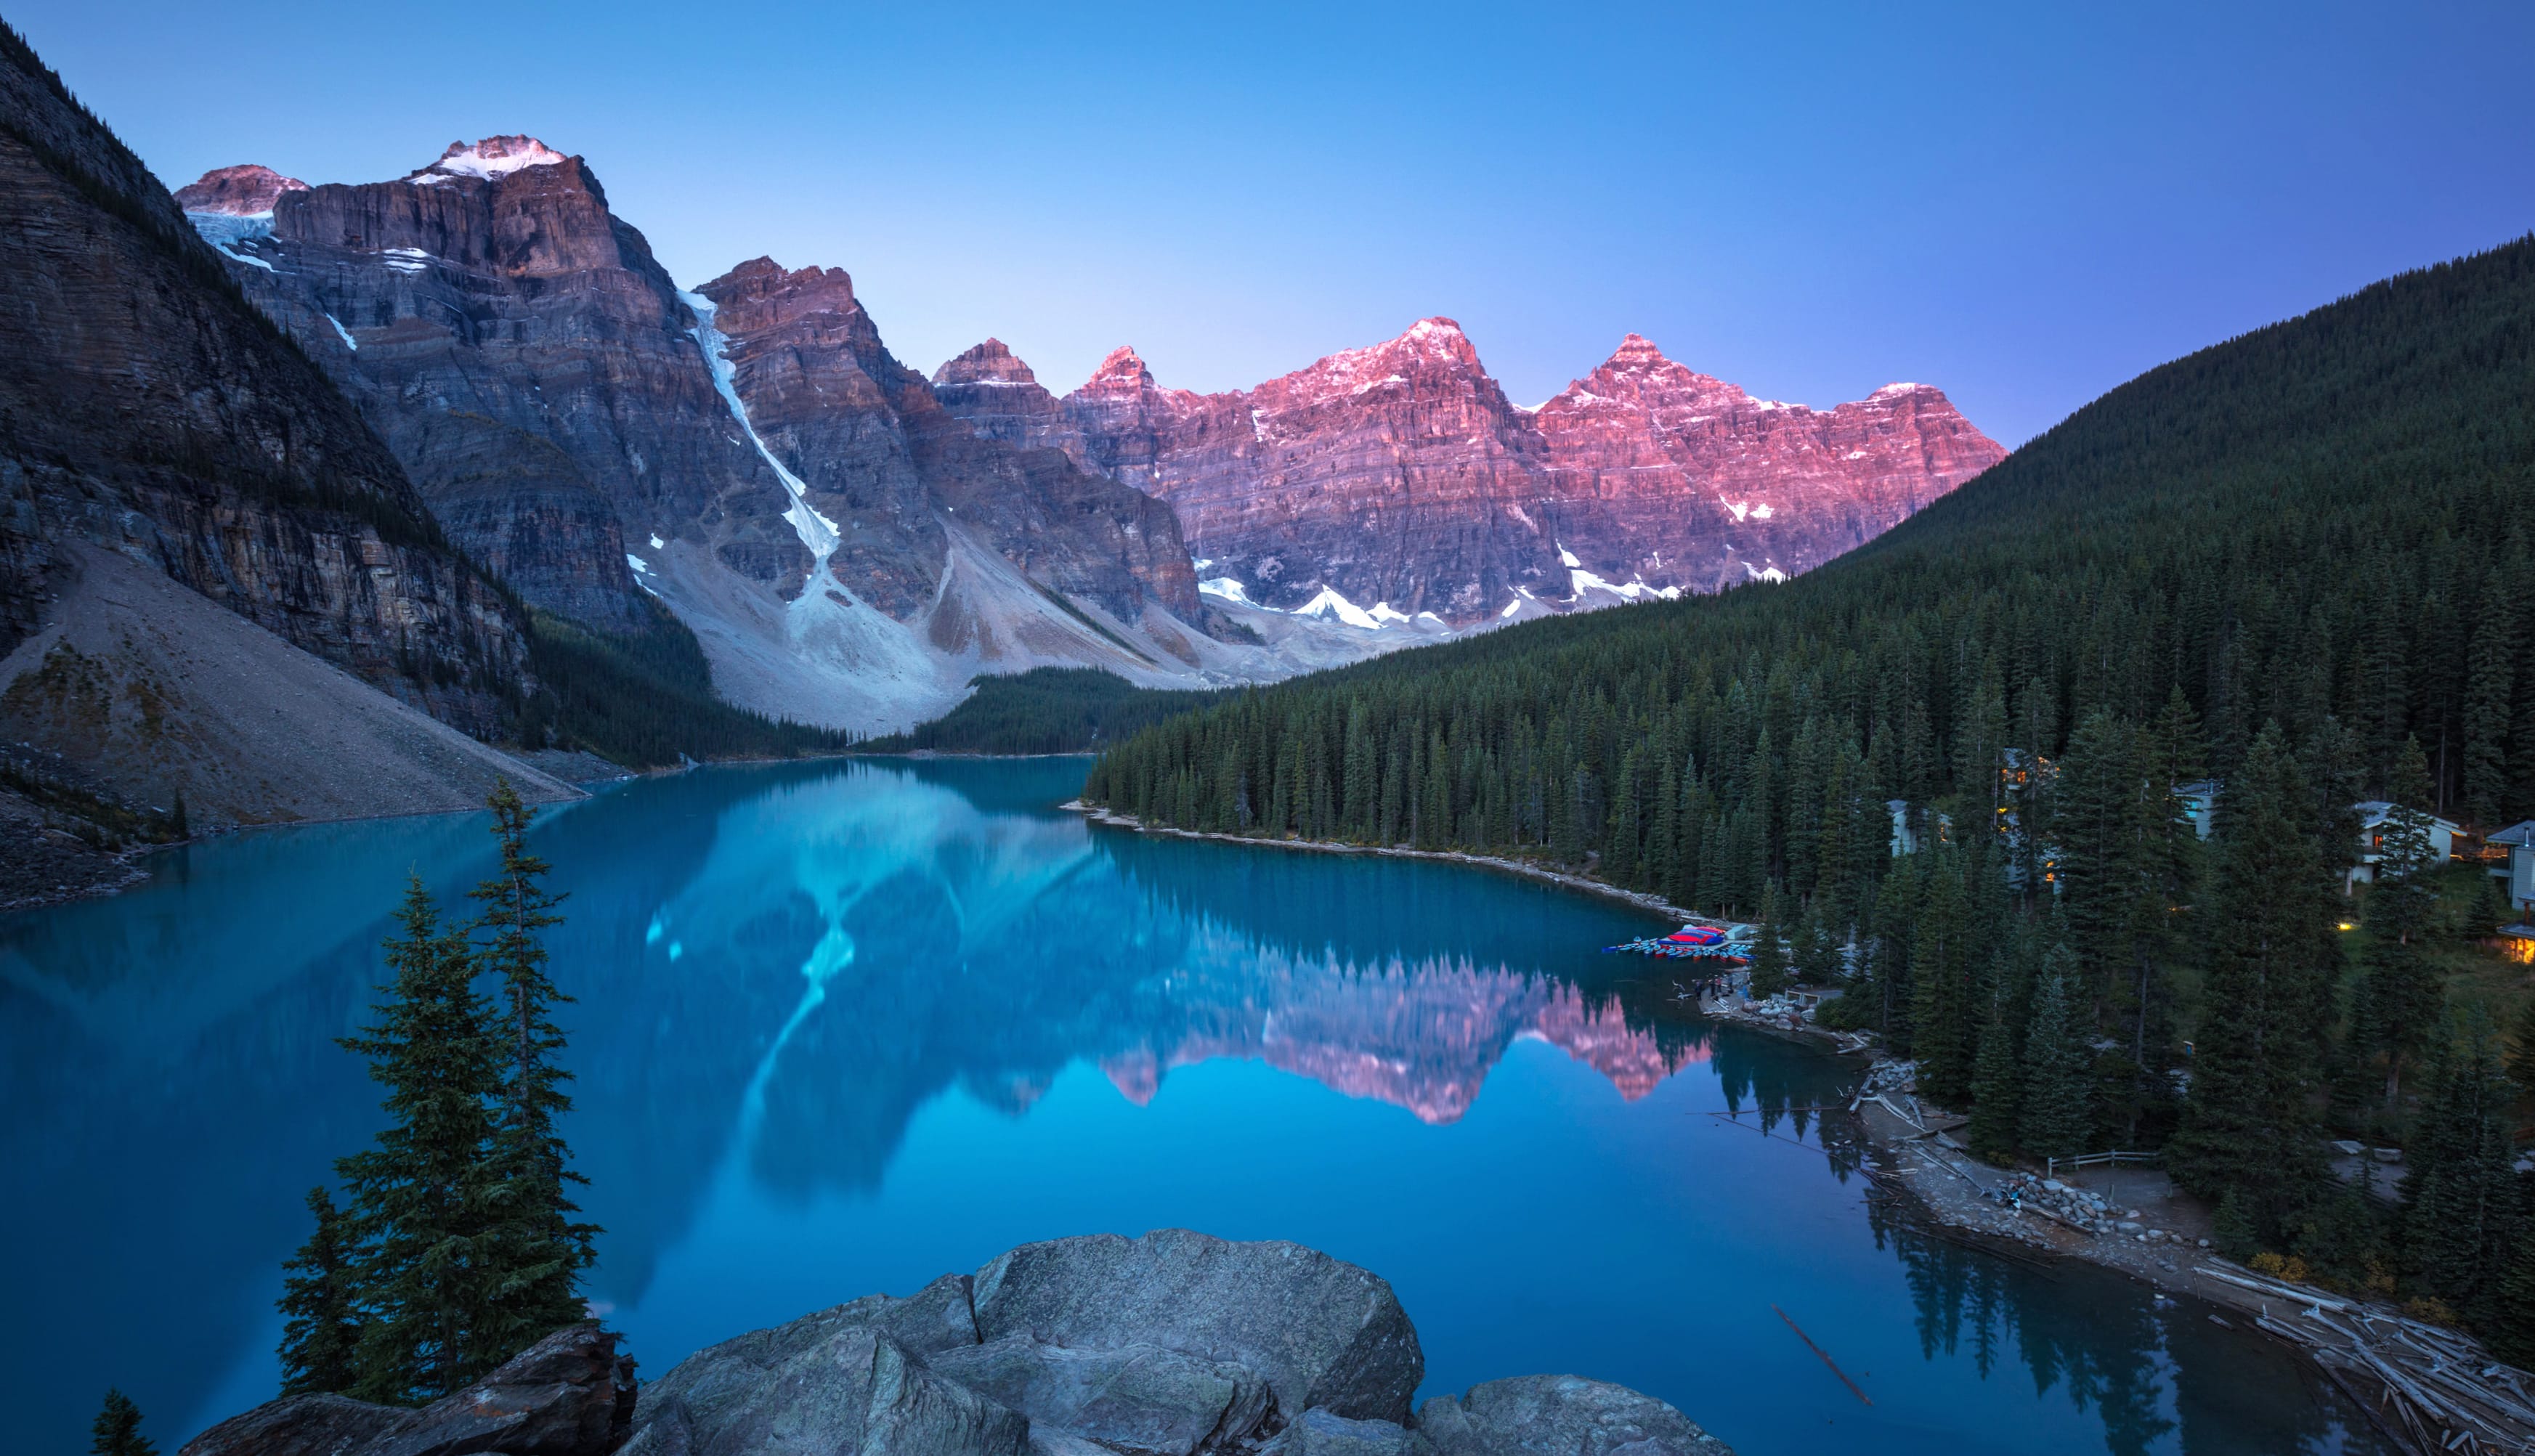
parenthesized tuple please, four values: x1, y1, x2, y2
(91, 1389, 153, 1456)
(336, 875, 505, 1402)
(90, 1390, 153, 1456)
(2168, 726, 2335, 1242)
(279, 783, 601, 1403)
(468, 782, 599, 1358)
(277, 1187, 361, 1396)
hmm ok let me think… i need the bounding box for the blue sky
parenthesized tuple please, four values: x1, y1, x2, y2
(19, 1, 2531, 444)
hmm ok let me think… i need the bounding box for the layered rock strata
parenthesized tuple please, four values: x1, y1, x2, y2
(0, 30, 529, 735)
(179, 135, 782, 633)
(181, 143, 1262, 731)
(182, 1231, 1735, 1456)
(935, 324, 2005, 621)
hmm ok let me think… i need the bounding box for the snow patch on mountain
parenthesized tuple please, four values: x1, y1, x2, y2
(415, 136, 569, 184)
(681, 290, 839, 560)
(1291, 586, 1383, 630)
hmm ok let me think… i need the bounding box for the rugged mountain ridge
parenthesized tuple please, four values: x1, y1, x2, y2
(184, 142, 1311, 732)
(180, 134, 782, 633)
(935, 322, 2005, 621)
(173, 127, 2002, 731)
(0, 36, 528, 727)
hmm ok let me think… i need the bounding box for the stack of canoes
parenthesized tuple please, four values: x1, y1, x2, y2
(1607, 924, 1751, 959)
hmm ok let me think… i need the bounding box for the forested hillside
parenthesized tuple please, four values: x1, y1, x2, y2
(863, 668, 1225, 755)
(1086, 236, 2535, 1354)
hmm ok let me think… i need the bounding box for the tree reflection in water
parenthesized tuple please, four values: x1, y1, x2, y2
(0, 757, 2389, 1456)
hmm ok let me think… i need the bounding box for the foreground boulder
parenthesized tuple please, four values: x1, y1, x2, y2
(1418, 1377, 1736, 1456)
(185, 1232, 1732, 1456)
(179, 1322, 636, 1456)
(625, 1231, 1730, 1456)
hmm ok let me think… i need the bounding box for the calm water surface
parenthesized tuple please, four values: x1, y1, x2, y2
(1, 758, 2387, 1455)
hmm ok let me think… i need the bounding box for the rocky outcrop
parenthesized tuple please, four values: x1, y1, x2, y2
(935, 325, 2004, 622)
(1416, 1377, 1735, 1456)
(179, 1322, 636, 1456)
(622, 1232, 1733, 1456)
(0, 28, 528, 734)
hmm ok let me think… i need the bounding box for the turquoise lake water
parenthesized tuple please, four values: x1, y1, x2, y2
(0, 757, 2388, 1455)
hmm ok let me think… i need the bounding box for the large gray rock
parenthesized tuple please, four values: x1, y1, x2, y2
(1416, 1377, 1733, 1456)
(1257, 1408, 1435, 1456)
(176, 1394, 407, 1456)
(180, 1322, 636, 1456)
(623, 1276, 981, 1456)
(972, 1230, 1423, 1425)
(927, 1335, 1270, 1455)
(865, 1338, 1033, 1456)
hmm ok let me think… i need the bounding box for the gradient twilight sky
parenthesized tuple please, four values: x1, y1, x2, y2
(15, 1, 2531, 444)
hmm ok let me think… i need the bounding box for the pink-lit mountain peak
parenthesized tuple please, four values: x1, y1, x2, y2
(413, 134, 571, 184)
(932, 338, 1039, 388)
(172, 164, 308, 216)
(1081, 344, 1159, 394)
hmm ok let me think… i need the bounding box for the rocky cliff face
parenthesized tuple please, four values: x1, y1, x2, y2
(184, 135, 800, 633)
(182, 142, 1257, 732)
(692, 258, 1201, 628)
(936, 322, 2005, 621)
(0, 30, 527, 735)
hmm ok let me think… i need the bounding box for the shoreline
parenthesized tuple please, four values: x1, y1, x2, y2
(1844, 1076, 2530, 1455)
(1071, 797, 2530, 1452)
(1063, 800, 1707, 927)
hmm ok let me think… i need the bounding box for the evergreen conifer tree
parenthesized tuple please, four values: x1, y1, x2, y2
(1910, 850, 1979, 1107)
(2019, 940, 2096, 1160)
(2510, 995, 2535, 1090)
(338, 874, 504, 1402)
(2488, 1224, 2535, 1370)
(2356, 738, 2446, 1104)
(277, 1187, 362, 1396)
(2168, 726, 2335, 1241)
(90, 1389, 153, 1456)
(467, 782, 600, 1365)
(1748, 887, 1788, 999)
(2398, 1007, 2523, 1326)
(1967, 1006, 2023, 1163)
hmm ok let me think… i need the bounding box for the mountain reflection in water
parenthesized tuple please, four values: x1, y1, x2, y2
(0, 758, 2384, 1456)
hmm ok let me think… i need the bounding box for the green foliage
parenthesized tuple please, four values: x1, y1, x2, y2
(466, 783, 600, 1351)
(89, 1388, 153, 1456)
(866, 668, 1228, 755)
(1748, 887, 1788, 999)
(279, 781, 599, 1403)
(2168, 728, 2337, 1239)
(335, 875, 506, 1401)
(1070, 231, 2535, 1352)
(2397, 1006, 2524, 1326)
(2354, 739, 2449, 1105)
(519, 606, 847, 768)
(2019, 942, 2097, 1162)
(277, 1187, 360, 1396)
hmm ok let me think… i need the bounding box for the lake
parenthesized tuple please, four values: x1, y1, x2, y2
(0, 757, 2388, 1455)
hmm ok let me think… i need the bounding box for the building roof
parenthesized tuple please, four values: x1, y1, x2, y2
(2354, 800, 2461, 832)
(2489, 820, 2535, 848)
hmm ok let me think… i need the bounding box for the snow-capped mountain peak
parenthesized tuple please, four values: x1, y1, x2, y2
(413, 136, 569, 184)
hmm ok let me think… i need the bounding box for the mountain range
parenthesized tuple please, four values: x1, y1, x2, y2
(0, 9, 2002, 897)
(171, 134, 1997, 725)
